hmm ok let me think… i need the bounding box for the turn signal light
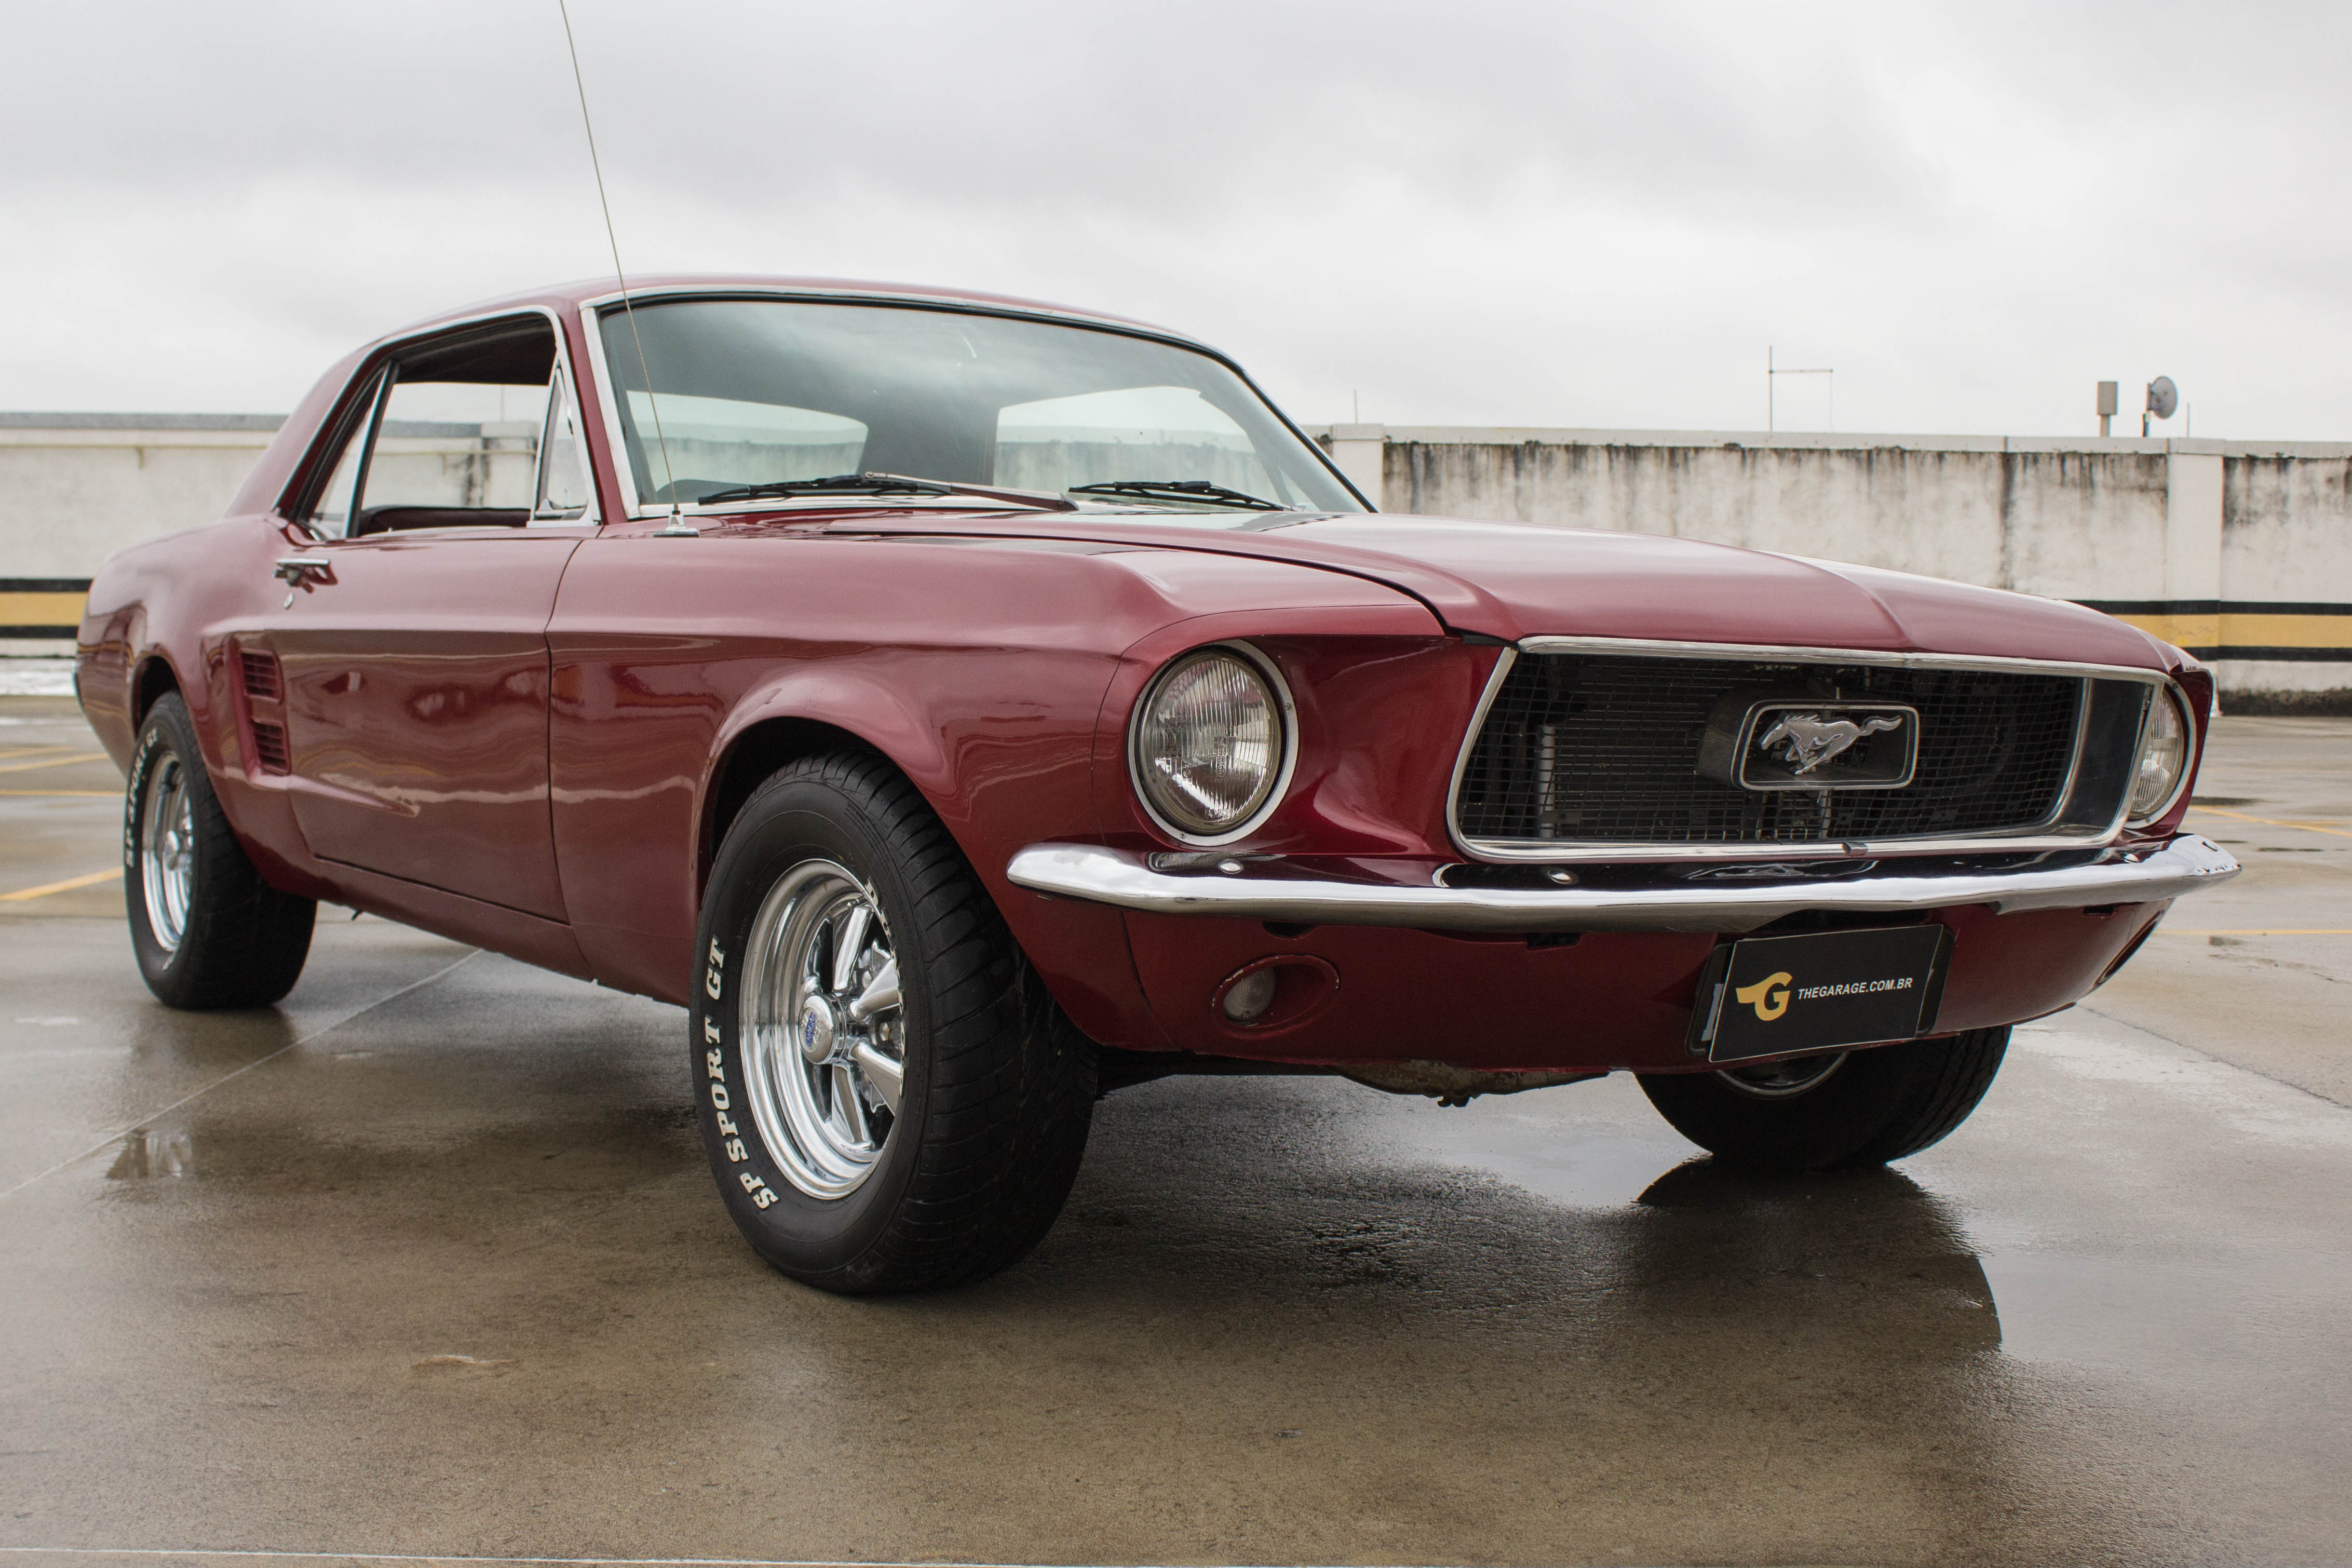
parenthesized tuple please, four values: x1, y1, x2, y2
(1210, 956, 1340, 1034)
(1220, 967, 1279, 1023)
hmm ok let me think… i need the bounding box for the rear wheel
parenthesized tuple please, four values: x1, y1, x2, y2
(693, 752, 1096, 1294)
(1638, 1026, 2010, 1170)
(126, 693, 316, 1009)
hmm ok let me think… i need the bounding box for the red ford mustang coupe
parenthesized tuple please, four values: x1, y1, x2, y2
(77, 277, 2237, 1292)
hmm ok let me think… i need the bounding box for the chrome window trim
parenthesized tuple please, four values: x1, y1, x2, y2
(284, 364, 388, 537)
(320, 367, 390, 540)
(573, 283, 1373, 521)
(1125, 640, 1301, 849)
(577, 297, 650, 519)
(526, 360, 599, 526)
(1445, 638, 2164, 864)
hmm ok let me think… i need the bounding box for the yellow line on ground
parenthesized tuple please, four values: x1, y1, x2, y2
(0, 868, 120, 902)
(0, 750, 105, 775)
(2189, 804, 2352, 839)
(0, 789, 117, 796)
(0, 746, 76, 761)
(2159, 928, 2352, 936)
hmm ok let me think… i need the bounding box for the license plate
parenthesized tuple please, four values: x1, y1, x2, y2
(1693, 926, 1951, 1063)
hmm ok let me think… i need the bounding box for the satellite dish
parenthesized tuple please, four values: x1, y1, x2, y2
(2146, 376, 2179, 421)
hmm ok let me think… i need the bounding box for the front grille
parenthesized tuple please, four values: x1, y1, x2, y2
(1454, 652, 2085, 847)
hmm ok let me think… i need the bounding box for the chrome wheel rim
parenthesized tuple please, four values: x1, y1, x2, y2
(1716, 1051, 1848, 1099)
(138, 754, 195, 954)
(738, 860, 907, 1199)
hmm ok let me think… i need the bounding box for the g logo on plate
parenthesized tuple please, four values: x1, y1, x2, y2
(1735, 970, 1792, 1021)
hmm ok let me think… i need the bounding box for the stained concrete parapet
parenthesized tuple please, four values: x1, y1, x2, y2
(1309, 426, 2352, 711)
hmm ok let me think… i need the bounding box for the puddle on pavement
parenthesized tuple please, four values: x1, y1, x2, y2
(1367, 1076, 1701, 1210)
(411, 1353, 518, 1377)
(1412, 1127, 1682, 1209)
(106, 1127, 192, 1179)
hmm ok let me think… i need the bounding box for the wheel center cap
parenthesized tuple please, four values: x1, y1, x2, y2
(798, 995, 839, 1064)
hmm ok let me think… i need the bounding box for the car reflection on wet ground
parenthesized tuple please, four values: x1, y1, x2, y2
(2, 694, 2349, 1566)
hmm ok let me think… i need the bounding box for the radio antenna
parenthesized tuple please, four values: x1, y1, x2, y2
(556, 0, 689, 532)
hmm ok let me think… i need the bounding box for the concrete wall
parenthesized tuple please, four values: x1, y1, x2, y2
(0, 414, 283, 651)
(5, 413, 2347, 709)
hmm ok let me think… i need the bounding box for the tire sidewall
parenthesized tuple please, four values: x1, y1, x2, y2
(125, 696, 197, 995)
(692, 772, 932, 1281)
(1702, 1045, 1922, 1163)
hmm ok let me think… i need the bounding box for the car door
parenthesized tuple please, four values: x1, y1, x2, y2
(264, 314, 597, 921)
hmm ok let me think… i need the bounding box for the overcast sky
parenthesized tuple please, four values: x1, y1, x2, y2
(6, 1, 2347, 437)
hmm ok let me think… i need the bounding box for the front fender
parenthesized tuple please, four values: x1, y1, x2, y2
(692, 658, 1166, 1047)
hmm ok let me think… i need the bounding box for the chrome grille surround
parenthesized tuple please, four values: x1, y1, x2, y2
(1448, 637, 2170, 863)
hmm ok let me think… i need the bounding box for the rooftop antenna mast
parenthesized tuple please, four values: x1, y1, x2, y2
(557, 0, 690, 535)
(1767, 346, 1834, 434)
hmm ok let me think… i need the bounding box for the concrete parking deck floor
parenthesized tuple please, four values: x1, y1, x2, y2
(1, 696, 2347, 1567)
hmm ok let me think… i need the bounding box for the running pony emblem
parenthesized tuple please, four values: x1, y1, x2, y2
(1756, 712, 1904, 776)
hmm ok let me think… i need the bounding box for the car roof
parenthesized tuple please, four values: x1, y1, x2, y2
(375, 275, 1212, 356)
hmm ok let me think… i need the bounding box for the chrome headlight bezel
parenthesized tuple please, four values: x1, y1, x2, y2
(1126, 641, 1299, 847)
(2125, 681, 2197, 824)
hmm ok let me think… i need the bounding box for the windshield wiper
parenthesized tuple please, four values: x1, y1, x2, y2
(695, 471, 1076, 510)
(1067, 480, 1286, 511)
(695, 472, 950, 505)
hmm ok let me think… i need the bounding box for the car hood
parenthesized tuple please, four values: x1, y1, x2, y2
(848, 510, 2173, 669)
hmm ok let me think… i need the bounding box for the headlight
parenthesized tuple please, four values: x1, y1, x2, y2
(1131, 645, 1292, 841)
(2127, 686, 2193, 820)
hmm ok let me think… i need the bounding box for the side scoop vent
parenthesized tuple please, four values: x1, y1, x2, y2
(239, 650, 283, 703)
(249, 721, 291, 776)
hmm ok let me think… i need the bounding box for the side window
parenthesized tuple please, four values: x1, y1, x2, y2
(360, 377, 550, 527)
(343, 316, 571, 537)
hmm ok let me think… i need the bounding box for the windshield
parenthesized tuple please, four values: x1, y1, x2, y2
(595, 298, 1364, 514)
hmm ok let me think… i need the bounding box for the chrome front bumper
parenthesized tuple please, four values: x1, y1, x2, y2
(1005, 835, 2240, 935)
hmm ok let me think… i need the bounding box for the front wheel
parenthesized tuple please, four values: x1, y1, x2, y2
(1638, 1026, 2010, 1170)
(692, 753, 1096, 1294)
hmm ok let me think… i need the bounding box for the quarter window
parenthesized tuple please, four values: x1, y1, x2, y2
(536, 368, 594, 517)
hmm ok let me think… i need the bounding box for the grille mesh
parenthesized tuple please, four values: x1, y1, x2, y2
(1455, 653, 2084, 846)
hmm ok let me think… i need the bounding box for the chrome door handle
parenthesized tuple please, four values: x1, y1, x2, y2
(274, 556, 333, 606)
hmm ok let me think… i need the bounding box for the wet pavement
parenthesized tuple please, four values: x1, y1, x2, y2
(2, 694, 2348, 1566)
